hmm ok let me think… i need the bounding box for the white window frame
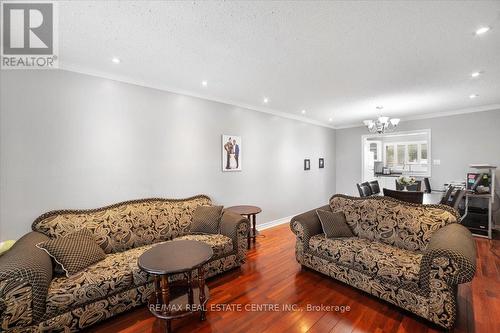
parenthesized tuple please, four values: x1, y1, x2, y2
(383, 141, 428, 166)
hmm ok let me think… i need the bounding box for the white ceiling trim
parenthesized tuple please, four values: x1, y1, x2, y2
(334, 104, 500, 130)
(58, 64, 336, 129)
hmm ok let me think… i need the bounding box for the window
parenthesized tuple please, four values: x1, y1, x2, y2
(383, 141, 428, 168)
(408, 144, 418, 163)
(397, 145, 405, 164)
(386, 145, 394, 165)
(421, 144, 428, 163)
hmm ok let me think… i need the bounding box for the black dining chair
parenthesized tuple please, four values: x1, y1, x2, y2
(449, 189, 466, 211)
(357, 182, 373, 197)
(440, 185, 455, 205)
(383, 188, 424, 204)
(368, 180, 380, 195)
(423, 177, 432, 193)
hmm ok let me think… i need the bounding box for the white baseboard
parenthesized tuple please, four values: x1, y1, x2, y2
(256, 215, 294, 231)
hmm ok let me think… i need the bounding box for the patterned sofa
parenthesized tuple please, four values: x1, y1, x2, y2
(0, 195, 249, 332)
(290, 194, 476, 329)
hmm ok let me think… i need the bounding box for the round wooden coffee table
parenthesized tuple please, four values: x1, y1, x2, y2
(137, 240, 213, 333)
(226, 205, 262, 248)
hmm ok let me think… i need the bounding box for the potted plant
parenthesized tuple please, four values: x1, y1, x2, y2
(397, 176, 416, 191)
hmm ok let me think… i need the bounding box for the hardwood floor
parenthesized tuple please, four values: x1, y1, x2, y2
(88, 224, 500, 333)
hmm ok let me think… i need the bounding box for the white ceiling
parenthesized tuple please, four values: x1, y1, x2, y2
(58, 1, 500, 128)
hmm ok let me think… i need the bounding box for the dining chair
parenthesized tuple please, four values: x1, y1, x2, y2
(368, 180, 380, 195)
(449, 189, 466, 211)
(357, 183, 373, 197)
(440, 185, 455, 205)
(423, 177, 432, 193)
(383, 188, 424, 204)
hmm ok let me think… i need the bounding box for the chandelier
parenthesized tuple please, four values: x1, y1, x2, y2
(363, 107, 400, 134)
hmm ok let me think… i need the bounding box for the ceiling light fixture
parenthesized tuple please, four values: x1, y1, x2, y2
(469, 94, 479, 99)
(301, 110, 306, 114)
(471, 71, 482, 78)
(263, 97, 269, 104)
(328, 118, 333, 122)
(201, 80, 208, 87)
(111, 57, 121, 64)
(475, 26, 491, 35)
(363, 106, 400, 134)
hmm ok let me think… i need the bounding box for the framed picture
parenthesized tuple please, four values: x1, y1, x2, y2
(319, 158, 324, 168)
(304, 159, 310, 170)
(222, 135, 242, 171)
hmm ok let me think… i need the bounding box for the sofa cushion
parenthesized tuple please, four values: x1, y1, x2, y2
(190, 205, 224, 234)
(309, 235, 422, 284)
(45, 247, 145, 315)
(36, 229, 106, 277)
(174, 234, 233, 258)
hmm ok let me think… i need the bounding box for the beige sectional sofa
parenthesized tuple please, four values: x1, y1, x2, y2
(290, 194, 476, 329)
(0, 195, 248, 332)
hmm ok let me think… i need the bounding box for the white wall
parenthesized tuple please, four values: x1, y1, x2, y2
(0, 70, 336, 240)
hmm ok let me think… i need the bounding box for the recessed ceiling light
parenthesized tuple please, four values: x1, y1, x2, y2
(471, 71, 482, 78)
(111, 57, 121, 64)
(301, 109, 306, 114)
(469, 94, 479, 99)
(328, 118, 333, 122)
(201, 80, 208, 87)
(475, 26, 490, 35)
(263, 97, 269, 104)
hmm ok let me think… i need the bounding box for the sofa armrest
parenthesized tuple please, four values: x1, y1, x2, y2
(419, 223, 476, 289)
(0, 232, 53, 329)
(220, 211, 249, 263)
(290, 205, 329, 250)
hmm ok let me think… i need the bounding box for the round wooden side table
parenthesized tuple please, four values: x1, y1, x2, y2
(226, 205, 262, 249)
(137, 240, 213, 333)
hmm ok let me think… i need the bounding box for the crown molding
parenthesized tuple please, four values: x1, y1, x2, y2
(58, 63, 336, 129)
(333, 104, 500, 130)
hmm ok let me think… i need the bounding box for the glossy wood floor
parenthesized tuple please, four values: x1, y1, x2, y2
(88, 224, 500, 333)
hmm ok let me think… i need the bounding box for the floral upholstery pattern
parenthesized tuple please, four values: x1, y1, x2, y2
(173, 234, 233, 258)
(1, 195, 249, 333)
(32, 196, 212, 254)
(329, 195, 458, 252)
(291, 195, 475, 329)
(308, 235, 422, 284)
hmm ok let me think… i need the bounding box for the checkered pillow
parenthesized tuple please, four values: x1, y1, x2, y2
(36, 228, 106, 277)
(190, 205, 224, 234)
(316, 210, 354, 238)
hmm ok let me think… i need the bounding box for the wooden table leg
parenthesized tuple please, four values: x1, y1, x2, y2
(187, 271, 194, 306)
(252, 214, 257, 243)
(247, 214, 251, 249)
(160, 275, 171, 332)
(198, 266, 207, 321)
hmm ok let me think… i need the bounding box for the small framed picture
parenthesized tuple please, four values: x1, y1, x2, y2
(222, 135, 242, 172)
(304, 159, 310, 170)
(319, 158, 324, 168)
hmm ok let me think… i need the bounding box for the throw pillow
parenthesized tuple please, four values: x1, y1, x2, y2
(36, 228, 106, 277)
(191, 205, 224, 234)
(316, 210, 354, 238)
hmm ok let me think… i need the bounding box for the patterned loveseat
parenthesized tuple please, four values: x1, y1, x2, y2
(0, 195, 249, 332)
(290, 194, 476, 329)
